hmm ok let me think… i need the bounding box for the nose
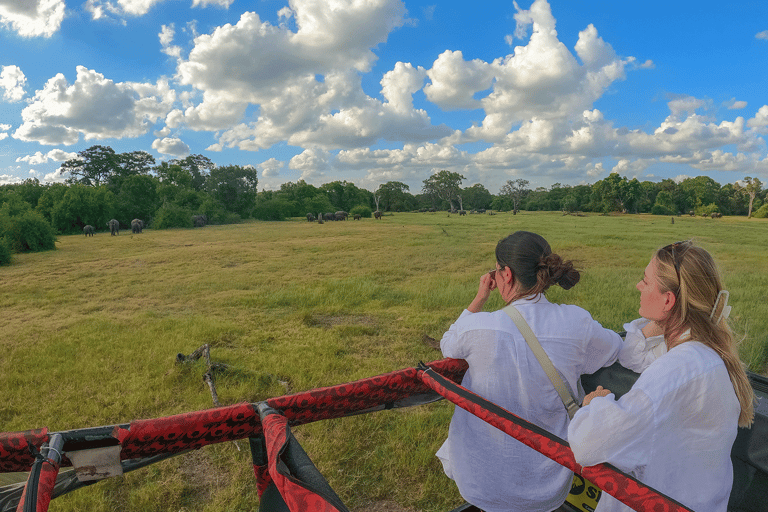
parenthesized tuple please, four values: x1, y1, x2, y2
(636, 281, 642, 291)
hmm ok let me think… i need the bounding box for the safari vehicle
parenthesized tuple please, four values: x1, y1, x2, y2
(1, 358, 766, 512)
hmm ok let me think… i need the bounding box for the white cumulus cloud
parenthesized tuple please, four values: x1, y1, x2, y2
(152, 137, 190, 156)
(0, 0, 65, 37)
(1, 65, 26, 102)
(13, 66, 175, 145)
(16, 149, 77, 165)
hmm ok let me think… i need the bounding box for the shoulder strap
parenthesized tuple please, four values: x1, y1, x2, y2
(502, 304, 581, 419)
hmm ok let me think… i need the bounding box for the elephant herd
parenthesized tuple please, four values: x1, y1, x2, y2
(306, 211, 384, 222)
(83, 218, 144, 236)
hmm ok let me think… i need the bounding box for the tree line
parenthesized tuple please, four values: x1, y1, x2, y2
(1, 145, 766, 265)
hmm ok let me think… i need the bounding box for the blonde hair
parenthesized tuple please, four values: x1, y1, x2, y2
(654, 242, 755, 428)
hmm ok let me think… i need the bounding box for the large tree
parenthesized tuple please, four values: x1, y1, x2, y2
(61, 145, 120, 187)
(741, 177, 763, 218)
(376, 181, 414, 211)
(499, 179, 529, 214)
(170, 154, 215, 192)
(422, 170, 465, 211)
(206, 165, 259, 217)
(461, 183, 493, 211)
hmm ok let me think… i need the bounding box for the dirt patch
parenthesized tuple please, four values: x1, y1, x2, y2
(177, 449, 226, 503)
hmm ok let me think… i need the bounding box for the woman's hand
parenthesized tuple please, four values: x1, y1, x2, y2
(582, 385, 611, 406)
(467, 270, 498, 313)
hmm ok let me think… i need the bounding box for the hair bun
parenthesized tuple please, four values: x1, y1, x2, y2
(539, 253, 580, 290)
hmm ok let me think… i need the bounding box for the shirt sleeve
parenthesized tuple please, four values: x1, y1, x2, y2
(619, 318, 667, 372)
(440, 309, 474, 359)
(580, 317, 623, 375)
(567, 388, 655, 473)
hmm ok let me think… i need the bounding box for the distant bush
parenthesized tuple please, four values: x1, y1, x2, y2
(651, 204, 675, 216)
(252, 197, 294, 221)
(695, 203, 719, 217)
(153, 204, 193, 229)
(0, 237, 11, 265)
(753, 204, 768, 219)
(0, 211, 58, 252)
(350, 205, 372, 218)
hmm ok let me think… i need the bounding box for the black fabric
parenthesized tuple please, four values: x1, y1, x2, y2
(581, 363, 768, 512)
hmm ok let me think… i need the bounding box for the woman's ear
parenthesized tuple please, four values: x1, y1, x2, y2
(662, 290, 676, 312)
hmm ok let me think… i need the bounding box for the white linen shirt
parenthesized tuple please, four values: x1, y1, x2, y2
(619, 317, 668, 372)
(436, 295, 622, 512)
(568, 341, 740, 512)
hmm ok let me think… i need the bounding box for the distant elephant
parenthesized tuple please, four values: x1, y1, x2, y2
(131, 219, 144, 233)
(83, 225, 94, 237)
(335, 211, 348, 221)
(459, 210, 467, 216)
(324, 212, 335, 221)
(374, 211, 382, 220)
(353, 214, 361, 220)
(192, 215, 207, 227)
(306, 213, 316, 222)
(108, 219, 119, 236)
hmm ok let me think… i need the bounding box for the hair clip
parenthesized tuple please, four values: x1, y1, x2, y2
(709, 290, 731, 324)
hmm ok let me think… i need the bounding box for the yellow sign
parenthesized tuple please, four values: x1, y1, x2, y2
(565, 474, 602, 512)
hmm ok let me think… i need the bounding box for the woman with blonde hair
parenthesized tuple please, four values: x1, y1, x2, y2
(569, 240, 755, 512)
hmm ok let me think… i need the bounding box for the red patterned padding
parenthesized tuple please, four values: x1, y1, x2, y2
(0, 429, 48, 473)
(1, 359, 468, 471)
(117, 403, 260, 459)
(14, 457, 60, 512)
(417, 366, 693, 512)
(261, 412, 345, 512)
(266, 358, 468, 428)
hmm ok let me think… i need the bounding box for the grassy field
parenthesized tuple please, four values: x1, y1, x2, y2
(1, 211, 767, 511)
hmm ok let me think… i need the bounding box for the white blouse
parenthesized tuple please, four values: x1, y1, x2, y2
(436, 296, 622, 512)
(619, 317, 667, 372)
(568, 341, 740, 512)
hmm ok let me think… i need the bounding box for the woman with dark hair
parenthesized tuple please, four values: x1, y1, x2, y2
(568, 241, 755, 512)
(436, 231, 622, 512)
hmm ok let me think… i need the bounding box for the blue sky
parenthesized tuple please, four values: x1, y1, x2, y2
(1, 0, 767, 194)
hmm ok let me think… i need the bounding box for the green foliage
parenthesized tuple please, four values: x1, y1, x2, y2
(694, 202, 719, 217)
(752, 204, 768, 219)
(0, 236, 11, 265)
(112, 174, 160, 226)
(62, 145, 120, 186)
(152, 204, 193, 229)
(320, 180, 373, 212)
(350, 205, 372, 218)
(51, 184, 115, 233)
(206, 165, 258, 218)
(0, 209, 57, 252)
(252, 196, 294, 221)
(376, 181, 415, 211)
(651, 204, 675, 215)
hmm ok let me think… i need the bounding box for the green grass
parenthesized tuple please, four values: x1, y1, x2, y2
(1, 212, 767, 511)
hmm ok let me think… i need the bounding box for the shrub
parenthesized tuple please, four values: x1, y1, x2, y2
(651, 204, 675, 216)
(252, 197, 294, 221)
(153, 204, 193, 229)
(0, 237, 11, 265)
(694, 203, 719, 217)
(350, 205, 372, 218)
(752, 204, 768, 219)
(0, 211, 58, 252)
